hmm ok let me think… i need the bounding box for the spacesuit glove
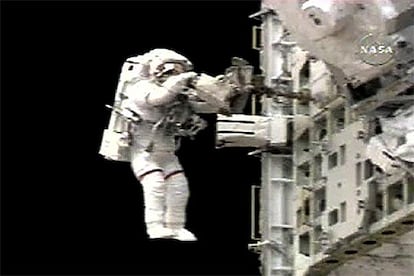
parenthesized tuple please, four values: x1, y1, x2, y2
(162, 71, 198, 94)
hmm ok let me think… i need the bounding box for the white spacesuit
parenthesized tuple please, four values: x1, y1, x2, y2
(121, 49, 200, 241)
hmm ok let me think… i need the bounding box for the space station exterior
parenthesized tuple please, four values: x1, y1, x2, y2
(100, 0, 414, 275)
(244, 0, 414, 275)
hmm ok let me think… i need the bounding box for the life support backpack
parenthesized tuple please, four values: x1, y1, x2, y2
(98, 55, 148, 162)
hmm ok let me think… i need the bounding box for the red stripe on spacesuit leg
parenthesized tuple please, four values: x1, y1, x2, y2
(138, 169, 164, 181)
(164, 170, 184, 180)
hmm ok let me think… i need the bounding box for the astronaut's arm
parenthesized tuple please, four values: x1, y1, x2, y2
(131, 72, 197, 107)
(136, 81, 177, 106)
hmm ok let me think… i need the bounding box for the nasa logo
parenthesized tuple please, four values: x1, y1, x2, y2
(360, 45, 394, 55)
(358, 33, 395, 66)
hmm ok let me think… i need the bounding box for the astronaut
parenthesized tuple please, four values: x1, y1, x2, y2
(120, 49, 201, 241)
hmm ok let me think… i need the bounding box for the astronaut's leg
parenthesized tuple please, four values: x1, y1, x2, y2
(163, 155, 197, 241)
(131, 153, 174, 239)
(164, 171, 188, 228)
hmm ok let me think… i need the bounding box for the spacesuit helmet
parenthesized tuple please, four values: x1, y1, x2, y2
(146, 48, 193, 79)
(120, 49, 193, 83)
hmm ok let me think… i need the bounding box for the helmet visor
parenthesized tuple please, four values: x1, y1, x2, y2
(162, 62, 187, 75)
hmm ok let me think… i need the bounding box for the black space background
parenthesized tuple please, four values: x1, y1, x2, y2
(1, 1, 264, 275)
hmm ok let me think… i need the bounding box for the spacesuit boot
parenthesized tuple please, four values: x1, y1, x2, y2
(165, 170, 197, 241)
(171, 228, 198, 241)
(146, 224, 175, 239)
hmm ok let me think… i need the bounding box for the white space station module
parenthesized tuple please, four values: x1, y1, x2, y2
(100, 0, 414, 275)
